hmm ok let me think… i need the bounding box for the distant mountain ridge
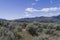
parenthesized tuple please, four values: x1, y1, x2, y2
(0, 15, 60, 22)
(14, 15, 60, 22)
(0, 18, 7, 21)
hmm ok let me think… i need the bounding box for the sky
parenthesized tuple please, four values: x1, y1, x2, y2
(0, 0, 60, 20)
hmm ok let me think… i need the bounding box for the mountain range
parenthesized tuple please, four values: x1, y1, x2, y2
(14, 15, 60, 22)
(0, 15, 60, 22)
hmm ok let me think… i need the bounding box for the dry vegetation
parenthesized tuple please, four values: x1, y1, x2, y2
(0, 21, 60, 40)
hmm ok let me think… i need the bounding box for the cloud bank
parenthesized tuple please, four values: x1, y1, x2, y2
(25, 7, 60, 12)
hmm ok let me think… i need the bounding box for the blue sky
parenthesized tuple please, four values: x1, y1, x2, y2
(0, 0, 60, 20)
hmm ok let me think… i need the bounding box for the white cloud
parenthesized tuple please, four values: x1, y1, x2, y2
(24, 12, 31, 17)
(25, 8, 40, 12)
(40, 7, 60, 12)
(25, 7, 60, 12)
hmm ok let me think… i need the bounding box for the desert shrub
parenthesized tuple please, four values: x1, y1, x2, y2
(0, 27, 22, 40)
(0, 21, 5, 27)
(45, 29, 55, 35)
(47, 24, 53, 29)
(0, 27, 15, 40)
(33, 34, 49, 40)
(26, 23, 38, 36)
(7, 22, 22, 32)
(52, 24, 58, 29)
(14, 33, 22, 40)
(32, 21, 40, 26)
(22, 23, 27, 29)
(0, 27, 9, 37)
(9, 26, 15, 31)
(37, 28, 43, 32)
(53, 31, 60, 37)
(8, 25, 22, 32)
(13, 26, 22, 32)
(41, 24, 48, 29)
(56, 25, 60, 30)
(37, 24, 42, 28)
